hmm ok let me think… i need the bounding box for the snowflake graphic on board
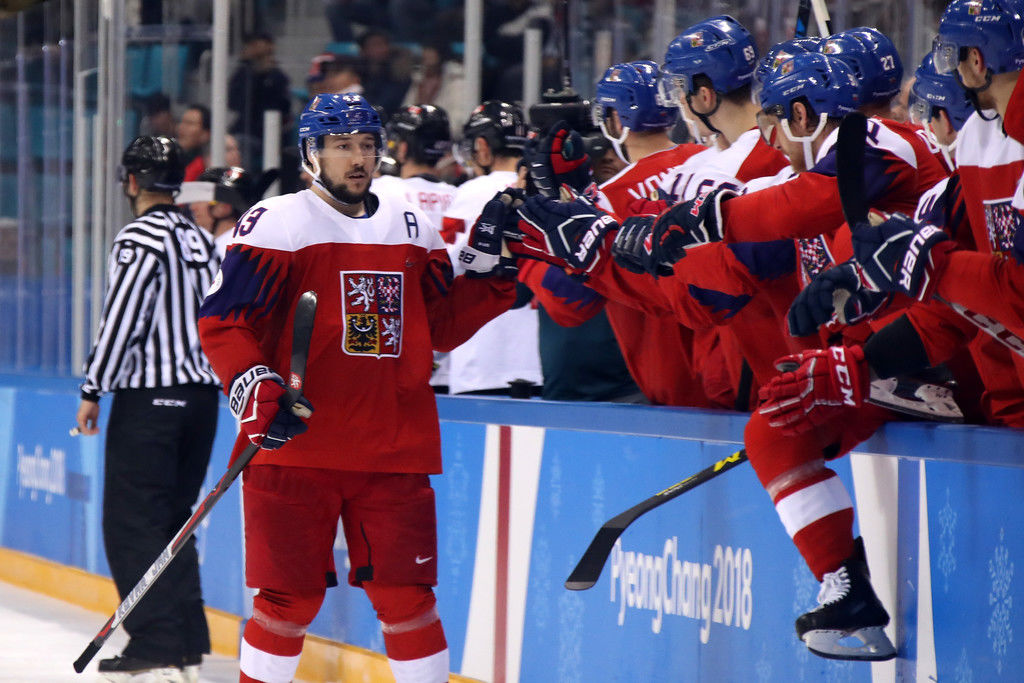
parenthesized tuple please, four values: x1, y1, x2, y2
(756, 641, 772, 683)
(591, 462, 606, 529)
(824, 658, 854, 683)
(954, 646, 974, 683)
(938, 487, 958, 593)
(987, 527, 1014, 674)
(792, 563, 818, 674)
(557, 591, 585, 683)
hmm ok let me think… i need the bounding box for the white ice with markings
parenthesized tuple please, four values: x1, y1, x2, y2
(0, 580, 238, 682)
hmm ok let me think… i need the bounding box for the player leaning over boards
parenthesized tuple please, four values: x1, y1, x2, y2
(198, 93, 516, 683)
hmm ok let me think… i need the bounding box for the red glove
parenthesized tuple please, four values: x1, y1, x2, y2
(229, 365, 314, 449)
(757, 345, 869, 435)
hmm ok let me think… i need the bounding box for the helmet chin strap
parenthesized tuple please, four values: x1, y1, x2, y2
(599, 120, 631, 163)
(685, 92, 724, 143)
(924, 119, 958, 170)
(302, 144, 368, 207)
(955, 69, 998, 121)
(780, 112, 829, 171)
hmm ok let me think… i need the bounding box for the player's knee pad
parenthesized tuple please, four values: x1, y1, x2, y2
(251, 587, 324, 640)
(744, 411, 832, 493)
(363, 583, 446, 661)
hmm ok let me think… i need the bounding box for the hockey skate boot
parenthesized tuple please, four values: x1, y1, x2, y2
(96, 654, 185, 683)
(795, 538, 897, 661)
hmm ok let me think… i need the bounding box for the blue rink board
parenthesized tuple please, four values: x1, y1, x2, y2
(1, 378, 1024, 681)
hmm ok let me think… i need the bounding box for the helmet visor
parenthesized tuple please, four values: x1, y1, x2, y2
(931, 36, 961, 75)
(756, 107, 784, 146)
(657, 72, 691, 107)
(909, 98, 933, 126)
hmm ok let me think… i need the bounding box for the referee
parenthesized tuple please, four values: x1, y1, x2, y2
(75, 135, 220, 681)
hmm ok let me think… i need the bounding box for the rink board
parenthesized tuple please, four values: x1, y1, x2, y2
(1, 378, 1023, 681)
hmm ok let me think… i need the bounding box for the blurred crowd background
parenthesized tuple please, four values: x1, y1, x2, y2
(0, 0, 955, 379)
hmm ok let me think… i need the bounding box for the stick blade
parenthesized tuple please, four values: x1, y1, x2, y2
(73, 641, 100, 673)
(564, 525, 628, 590)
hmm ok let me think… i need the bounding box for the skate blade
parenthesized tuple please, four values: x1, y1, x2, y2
(803, 626, 897, 661)
(97, 668, 186, 683)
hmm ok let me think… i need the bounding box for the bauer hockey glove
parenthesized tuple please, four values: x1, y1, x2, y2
(524, 120, 595, 199)
(788, 261, 891, 337)
(457, 192, 519, 278)
(650, 186, 735, 257)
(852, 212, 955, 301)
(230, 365, 314, 449)
(508, 192, 617, 273)
(757, 345, 869, 435)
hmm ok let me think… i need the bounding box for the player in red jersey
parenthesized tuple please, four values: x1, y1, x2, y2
(198, 94, 515, 683)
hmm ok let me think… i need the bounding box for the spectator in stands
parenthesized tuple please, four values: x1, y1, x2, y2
(309, 53, 365, 97)
(402, 41, 468, 134)
(325, 0, 388, 42)
(177, 103, 211, 181)
(138, 92, 175, 138)
(357, 29, 413, 116)
(228, 32, 291, 172)
(483, 0, 553, 101)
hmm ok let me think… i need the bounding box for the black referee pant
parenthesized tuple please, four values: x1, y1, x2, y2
(103, 383, 219, 665)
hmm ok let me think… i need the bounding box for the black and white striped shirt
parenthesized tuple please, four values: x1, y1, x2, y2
(82, 205, 221, 398)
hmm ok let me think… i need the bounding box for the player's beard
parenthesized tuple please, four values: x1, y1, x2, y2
(322, 172, 371, 206)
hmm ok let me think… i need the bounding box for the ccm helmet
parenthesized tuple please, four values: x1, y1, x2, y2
(297, 93, 385, 180)
(119, 135, 185, 192)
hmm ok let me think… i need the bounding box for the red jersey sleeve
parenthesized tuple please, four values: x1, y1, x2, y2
(420, 248, 516, 352)
(518, 259, 605, 327)
(936, 251, 1024, 340)
(199, 243, 293, 389)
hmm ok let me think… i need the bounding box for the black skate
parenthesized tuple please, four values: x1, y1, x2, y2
(795, 538, 897, 661)
(97, 654, 185, 683)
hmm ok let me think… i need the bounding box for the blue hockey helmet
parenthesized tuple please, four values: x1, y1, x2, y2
(659, 15, 759, 104)
(821, 27, 903, 103)
(297, 92, 385, 176)
(593, 61, 675, 132)
(758, 52, 860, 120)
(752, 37, 822, 103)
(911, 53, 973, 130)
(932, 0, 1024, 75)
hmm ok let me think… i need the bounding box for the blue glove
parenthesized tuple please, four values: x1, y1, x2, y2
(510, 192, 617, 272)
(788, 261, 890, 336)
(852, 212, 954, 301)
(523, 120, 594, 198)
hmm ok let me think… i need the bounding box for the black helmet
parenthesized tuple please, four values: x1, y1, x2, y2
(119, 135, 185, 192)
(461, 100, 528, 157)
(197, 166, 258, 217)
(386, 104, 453, 165)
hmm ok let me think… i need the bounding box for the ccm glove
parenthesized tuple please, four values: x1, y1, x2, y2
(229, 365, 314, 449)
(788, 261, 890, 336)
(508, 192, 617, 272)
(757, 345, 869, 435)
(852, 212, 955, 301)
(524, 120, 594, 198)
(457, 192, 520, 278)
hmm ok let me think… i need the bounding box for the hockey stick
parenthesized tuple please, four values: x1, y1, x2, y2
(795, 0, 813, 37)
(809, 0, 834, 36)
(73, 290, 318, 674)
(565, 449, 748, 591)
(835, 113, 1024, 359)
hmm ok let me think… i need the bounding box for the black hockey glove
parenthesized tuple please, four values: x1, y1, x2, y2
(457, 191, 520, 278)
(650, 187, 735, 258)
(611, 215, 675, 276)
(788, 261, 891, 336)
(523, 120, 595, 199)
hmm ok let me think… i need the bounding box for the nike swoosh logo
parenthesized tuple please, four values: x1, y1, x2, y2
(415, 555, 433, 565)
